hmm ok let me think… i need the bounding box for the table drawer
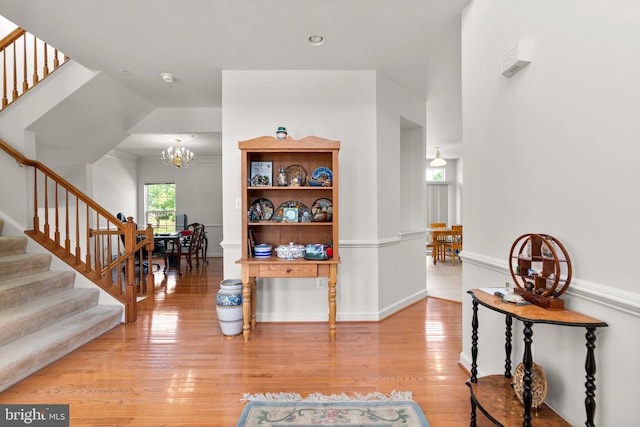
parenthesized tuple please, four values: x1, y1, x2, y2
(258, 263, 318, 277)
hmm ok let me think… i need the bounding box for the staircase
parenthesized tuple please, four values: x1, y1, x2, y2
(0, 219, 123, 392)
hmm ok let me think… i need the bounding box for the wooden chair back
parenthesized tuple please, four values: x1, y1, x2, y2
(167, 224, 205, 273)
(427, 222, 447, 249)
(446, 225, 463, 265)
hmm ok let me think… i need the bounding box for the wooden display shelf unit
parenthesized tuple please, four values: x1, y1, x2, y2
(509, 234, 572, 310)
(236, 135, 340, 343)
(467, 289, 608, 427)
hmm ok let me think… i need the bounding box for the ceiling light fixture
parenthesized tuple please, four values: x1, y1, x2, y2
(160, 72, 175, 83)
(429, 146, 447, 167)
(162, 139, 194, 168)
(308, 34, 325, 46)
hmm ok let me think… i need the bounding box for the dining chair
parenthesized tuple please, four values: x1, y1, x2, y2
(443, 225, 463, 265)
(426, 223, 447, 254)
(185, 222, 207, 269)
(432, 230, 451, 265)
(165, 223, 204, 273)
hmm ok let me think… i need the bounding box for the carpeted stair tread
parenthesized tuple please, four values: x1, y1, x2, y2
(0, 235, 28, 257)
(0, 270, 76, 311)
(0, 288, 100, 346)
(0, 304, 122, 393)
(0, 253, 52, 280)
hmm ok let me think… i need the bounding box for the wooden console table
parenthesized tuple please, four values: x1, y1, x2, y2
(467, 289, 608, 426)
(236, 258, 339, 342)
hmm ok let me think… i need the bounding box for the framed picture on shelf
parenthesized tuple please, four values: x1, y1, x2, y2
(282, 207, 299, 222)
(250, 161, 273, 186)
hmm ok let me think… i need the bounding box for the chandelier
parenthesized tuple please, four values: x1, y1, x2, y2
(162, 139, 194, 168)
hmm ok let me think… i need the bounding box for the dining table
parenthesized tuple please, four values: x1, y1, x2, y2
(427, 227, 452, 265)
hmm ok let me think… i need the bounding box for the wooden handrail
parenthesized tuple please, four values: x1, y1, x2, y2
(0, 26, 68, 111)
(0, 138, 151, 322)
(0, 28, 26, 46)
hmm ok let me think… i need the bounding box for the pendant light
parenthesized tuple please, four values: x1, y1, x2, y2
(429, 146, 447, 167)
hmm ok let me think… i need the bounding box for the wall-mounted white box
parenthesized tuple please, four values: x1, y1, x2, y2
(502, 40, 532, 78)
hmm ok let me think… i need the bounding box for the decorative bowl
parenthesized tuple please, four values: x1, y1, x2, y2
(276, 242, 306, 259)
(254, 244, 272, 258)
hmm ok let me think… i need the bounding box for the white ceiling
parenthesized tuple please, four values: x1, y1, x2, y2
(0, 0, 468, 159)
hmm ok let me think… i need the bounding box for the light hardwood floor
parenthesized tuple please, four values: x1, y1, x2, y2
(426, 254, 463, 303)
(0, 257, 494, 426)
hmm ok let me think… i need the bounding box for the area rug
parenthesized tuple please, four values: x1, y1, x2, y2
(237, 391, 430, 427)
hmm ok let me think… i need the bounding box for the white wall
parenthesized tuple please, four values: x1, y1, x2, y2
(222, 70, 427, 322)
(461, 1, 640, 425)
(376, 73, 427, 314)
(92, 150, 138, 220)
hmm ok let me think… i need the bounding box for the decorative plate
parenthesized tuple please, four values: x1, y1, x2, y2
(272, 200, 310, 222)
(308, 167, 333, 187)
(285, 164, 307, 186)
(248, 198, 274, 222)
(512, 362, 547, 409)
(311, 198, 333, 222)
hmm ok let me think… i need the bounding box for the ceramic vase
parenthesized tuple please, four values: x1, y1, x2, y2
(216, 279, 243, 336)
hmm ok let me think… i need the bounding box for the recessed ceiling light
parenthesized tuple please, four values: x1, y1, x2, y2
(308, 35, 325, 46)
(160, 72, 175, 83)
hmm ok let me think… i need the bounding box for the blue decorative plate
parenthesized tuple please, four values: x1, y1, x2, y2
(308, 167, 333, 187)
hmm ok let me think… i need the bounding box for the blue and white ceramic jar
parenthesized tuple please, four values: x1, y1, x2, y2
(216, 279, 243, 336)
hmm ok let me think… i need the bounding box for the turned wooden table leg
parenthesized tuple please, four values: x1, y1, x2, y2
(242, 267, 251, 342)
(250, 276, 257, 330)
(505, 315, 513, 378)
(522, 321, 534, 427)
(470, 299, 478, 382)
(328, 264, 337, 342)
(585, 327, 598, 427)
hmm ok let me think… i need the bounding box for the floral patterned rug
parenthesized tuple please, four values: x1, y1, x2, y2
(237, 391, 430, 426)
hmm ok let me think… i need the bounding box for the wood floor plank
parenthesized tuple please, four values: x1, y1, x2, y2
(0, 257, 496, 426)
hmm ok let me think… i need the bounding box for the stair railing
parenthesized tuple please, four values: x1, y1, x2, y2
(0, 27, 69, 111)
(0, 138, 153, 322)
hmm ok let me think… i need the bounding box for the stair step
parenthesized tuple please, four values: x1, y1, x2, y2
(0, 253, 52, 280)
(0, 304, 122, 393)
(0, 270, 76, 310)
(0, 288, 100, 346)
(0, 235, 27, 257)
